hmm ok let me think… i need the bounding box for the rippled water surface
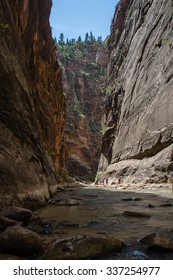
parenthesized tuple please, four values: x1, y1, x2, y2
(36, 185, 173, 259)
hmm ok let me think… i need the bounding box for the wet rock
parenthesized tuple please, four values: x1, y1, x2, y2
(140, 230, 173, 251)
(123, 211, 151, 218)
(58, 222, 87, 228)
(121, 198, 133, 201)
(159, 203, 172, 207)
(3, 207, 32, 224)
(41, 235, 125, 260)
(148, 204, 155, 208)
(97, 232, 107, 235)
(134, 198, 143, 201)
(0, 225, 43, 255)
(28, 224, 45, 235)
(56, 199, 81, 206)
(0, 216, 18, 231)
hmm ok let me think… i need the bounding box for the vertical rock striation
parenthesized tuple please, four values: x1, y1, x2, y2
(0, 0, 65, 206)
(98, 0, 173, 183)
(57, 42, 107, 181)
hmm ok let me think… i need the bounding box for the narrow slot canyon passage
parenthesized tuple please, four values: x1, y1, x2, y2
(0, 0, 173, 261)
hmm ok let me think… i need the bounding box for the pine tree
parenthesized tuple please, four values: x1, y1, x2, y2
(77, 36, 82, 43)
(85, 32, 89, 42)
(90, 31, 95, 42)
(71, 38, 76, 45)
(59, 33, 65, 45)
(97, 36, 103, 43)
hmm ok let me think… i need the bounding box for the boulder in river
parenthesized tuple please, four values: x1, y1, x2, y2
(148, 204, 155, 208)
(159, 203, 172, 207)
(123, 211, 151, 218)
(0, 225, 43, 255)
(41, 235, 125, 260)
(0, 216, 18, 231)
(121, 198, 133, 201)
(140, 230, 173, 251)
(3, 206, 33, 224)
(134, 197, 143, 201)
(56, 199, 81, 206)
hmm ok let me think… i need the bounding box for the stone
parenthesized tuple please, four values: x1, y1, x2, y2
(41, 235, 125, 260)
(56, 199, 81, 206)
(148, 204, 155, 208)
(0, 216, 17, 231)
(121, 198, 133, 201)
(3, 206, 33, 224)
(140, 230, 173, 251)
(159, 203, 172, 207)
(134, 198, 143, 201)
(0, 225, 43, 255)
(123, 211, 151, 218)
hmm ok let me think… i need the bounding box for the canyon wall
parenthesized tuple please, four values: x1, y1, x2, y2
(0, 0, 65, 206)
(98, 0, 173, 184)
(57, 42, 107, 181)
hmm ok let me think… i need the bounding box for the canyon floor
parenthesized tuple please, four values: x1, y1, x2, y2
(33, 183, 173, 260)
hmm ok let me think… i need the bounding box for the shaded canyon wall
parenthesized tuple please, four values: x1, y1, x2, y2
(0, 0, 65, 206)
(98, 0, 173, 184)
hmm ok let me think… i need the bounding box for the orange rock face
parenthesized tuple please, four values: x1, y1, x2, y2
(0, 0, 65, 205)
(58, 42, 107, 181)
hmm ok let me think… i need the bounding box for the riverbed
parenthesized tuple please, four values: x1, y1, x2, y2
(34, 183, 173, 259)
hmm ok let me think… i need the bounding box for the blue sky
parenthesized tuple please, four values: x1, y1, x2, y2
(50, 0, 119, 41)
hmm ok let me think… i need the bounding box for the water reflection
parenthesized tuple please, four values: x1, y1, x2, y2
(36, 185, 173, 259)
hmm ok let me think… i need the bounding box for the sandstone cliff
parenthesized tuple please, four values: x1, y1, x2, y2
(98, 0, 173, 184)
(57, 41, 107, 181)
(0, 0, 65, 206)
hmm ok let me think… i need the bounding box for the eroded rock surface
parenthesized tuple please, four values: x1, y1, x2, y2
(0, 0, 65, 205)
(0, 216, 17, 231)
(140, 230, 173, 251)
(57, 42, 107, 181)
(0, 225, 43, 255)
(3, 206, 32, 224)
(41, 235, 125, 260)
(98, 0, 173, 183)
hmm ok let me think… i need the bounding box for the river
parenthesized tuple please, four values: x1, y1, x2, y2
(34, 184, 173, 259)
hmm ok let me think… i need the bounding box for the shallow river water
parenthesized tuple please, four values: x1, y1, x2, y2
(36, 184, 173, 259)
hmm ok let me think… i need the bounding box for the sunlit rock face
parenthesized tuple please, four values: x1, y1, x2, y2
(0, 0, 65, 205)
(58, 42, 107, 181)
(98, 0, 173, 183)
